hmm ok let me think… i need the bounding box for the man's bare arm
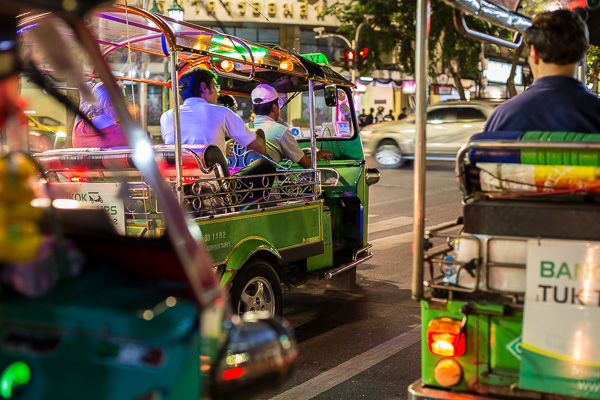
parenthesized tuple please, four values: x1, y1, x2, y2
(247, 138, 267, 155)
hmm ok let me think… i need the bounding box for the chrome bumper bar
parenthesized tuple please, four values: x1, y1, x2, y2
(324, 243, 373, 279)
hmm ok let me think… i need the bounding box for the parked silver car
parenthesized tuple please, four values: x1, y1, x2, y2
(360, 101, 498, 168)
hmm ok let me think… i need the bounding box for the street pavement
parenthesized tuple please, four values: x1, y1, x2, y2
(260, 160, 463, 400)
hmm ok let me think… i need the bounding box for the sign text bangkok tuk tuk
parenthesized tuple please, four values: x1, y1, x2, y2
(0, 1, 297, 399)
(409, 0, 600, 399)
(24, 5, 380, 316)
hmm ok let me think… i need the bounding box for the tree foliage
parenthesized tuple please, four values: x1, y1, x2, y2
(329, 0, 500, 98)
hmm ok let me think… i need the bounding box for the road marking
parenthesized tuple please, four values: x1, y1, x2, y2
(369, 219, 458, 251)
(270, 326, 421, 400)
(368, 216, 413, 234)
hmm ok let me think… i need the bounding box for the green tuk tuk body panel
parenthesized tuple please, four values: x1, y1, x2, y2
(195, 201, 324, 266)
(306, 209, 333, 271)
(0, 266, 203, 400)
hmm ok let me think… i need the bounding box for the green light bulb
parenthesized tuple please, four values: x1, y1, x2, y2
(0, 361, 31, 399)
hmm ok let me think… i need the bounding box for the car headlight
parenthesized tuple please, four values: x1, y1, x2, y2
(56, 129, 67, 138)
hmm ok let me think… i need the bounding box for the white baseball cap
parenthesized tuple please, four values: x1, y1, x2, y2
(251, 84, 285, 107)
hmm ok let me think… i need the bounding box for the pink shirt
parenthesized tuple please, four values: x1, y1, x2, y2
(72, 120, 128, 148)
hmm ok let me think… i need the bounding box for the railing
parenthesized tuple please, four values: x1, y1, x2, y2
(125, 169, 320, 219)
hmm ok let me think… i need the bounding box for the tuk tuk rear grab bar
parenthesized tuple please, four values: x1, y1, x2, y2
(324, 243, 373, 279)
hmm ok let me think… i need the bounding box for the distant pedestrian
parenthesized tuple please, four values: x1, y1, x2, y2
(365, 107, 374, 126)
(358, 108, 368, 127)
(398, 107, 408, 120)
(383, 109, 395, 122)
(375, 106, 385, 123)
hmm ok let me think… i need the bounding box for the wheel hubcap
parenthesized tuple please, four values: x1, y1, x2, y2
(238, 276, 275, 315)
(375, 145, 403, 166)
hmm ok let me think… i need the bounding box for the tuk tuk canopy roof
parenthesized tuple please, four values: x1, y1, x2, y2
(18, 5, 354, 92)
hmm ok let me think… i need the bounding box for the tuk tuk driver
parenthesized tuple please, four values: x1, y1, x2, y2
(160, 67, 266, 157)
(484, 10, 600, 132)
(250, 84, 332, 168)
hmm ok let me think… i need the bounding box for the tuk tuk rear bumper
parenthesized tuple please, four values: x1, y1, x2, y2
(408, 380, 495, 400)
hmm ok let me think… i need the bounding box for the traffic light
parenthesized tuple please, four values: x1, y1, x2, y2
(342, 49, 355, 70)
(357, 47, 369, 70)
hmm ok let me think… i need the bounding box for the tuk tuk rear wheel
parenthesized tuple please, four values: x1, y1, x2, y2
(230, 259, 282, 317)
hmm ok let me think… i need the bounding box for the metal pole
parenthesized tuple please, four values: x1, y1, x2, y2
(308, 80, 317, 172)
(351, 36, 357, 84)
(170, 52, 184, 204)
(412, 0, 430, 301)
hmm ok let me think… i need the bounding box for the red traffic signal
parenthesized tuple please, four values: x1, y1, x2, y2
(345, 49, 355, 61)
(358, 47, 369, 58)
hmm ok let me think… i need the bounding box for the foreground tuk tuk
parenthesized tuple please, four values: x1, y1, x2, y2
(25, 5, 379, 316)
(0, 1, 297, 398)
(409, 0, 600, 399)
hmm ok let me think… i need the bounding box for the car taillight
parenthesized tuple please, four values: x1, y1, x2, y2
(222, 366, 243, 381)
(427, 317, 466, 357)
(70, 175, 84, 182)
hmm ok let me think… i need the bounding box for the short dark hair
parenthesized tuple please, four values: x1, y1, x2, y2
(253, 99, 278, 116)
(178, 67, 217, 101)
(524, 10, 588, 65)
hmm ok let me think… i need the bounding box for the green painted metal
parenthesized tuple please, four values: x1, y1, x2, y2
(299, 136, 365, 161)
(301, 53, 330, 66)
(224, 237, 281, 272)
(356, 167, 369, 247)
(196, 202, 322, 265)
(421, 300, 475, 392)
(306, 209, 333, 271)
(420, 300, 525, 393)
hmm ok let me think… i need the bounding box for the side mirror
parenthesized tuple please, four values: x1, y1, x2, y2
(211, 312, 297, 400)
(324, 84, 338, 107)
(365, 167, 380, 186)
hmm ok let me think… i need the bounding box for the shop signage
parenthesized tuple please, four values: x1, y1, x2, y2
(149, 0, 341, 26)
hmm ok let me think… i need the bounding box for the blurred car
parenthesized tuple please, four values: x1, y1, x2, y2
(360, 101, 498, 168)
(26, 114, 67, 151)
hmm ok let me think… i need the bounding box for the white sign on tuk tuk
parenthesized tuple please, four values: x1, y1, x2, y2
(521, 239, 600, 399)
(57, 182, 125, 234)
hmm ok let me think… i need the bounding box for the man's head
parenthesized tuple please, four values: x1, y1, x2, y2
(178, 67, 220, 103)
(251, 84, 284, 119)
(402, 107, 407, 112)
(524, 10, 588, 73)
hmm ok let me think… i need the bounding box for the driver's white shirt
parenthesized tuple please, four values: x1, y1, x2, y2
(160, 97, 255, 155)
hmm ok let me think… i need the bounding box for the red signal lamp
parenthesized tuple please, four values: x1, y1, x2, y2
(358, 48, 369, 58)
(345, 49, 355, 61)
(426, 317, 466, 357)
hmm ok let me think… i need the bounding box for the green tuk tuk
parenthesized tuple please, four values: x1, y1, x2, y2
(27, 4, 380, 316)
(409, 0, 600, 399)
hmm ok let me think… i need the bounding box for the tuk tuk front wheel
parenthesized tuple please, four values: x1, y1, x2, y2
(230, 259, 282, 317)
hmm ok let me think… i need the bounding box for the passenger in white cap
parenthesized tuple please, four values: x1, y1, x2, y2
(250, 83, 331, 168)
(160, 67, 266, 156)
